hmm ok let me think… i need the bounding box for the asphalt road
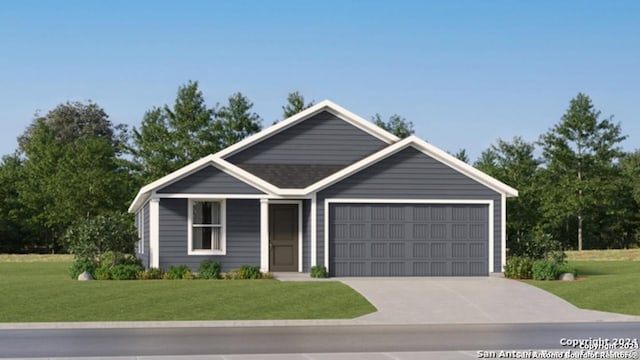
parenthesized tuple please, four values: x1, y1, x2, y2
(1, 322, 639, 358)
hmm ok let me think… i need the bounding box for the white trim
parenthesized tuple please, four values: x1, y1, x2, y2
(310, 193, 317, 268)
(187, 199, 227, 255)
(323, 199, 494, 204)
(324, 198, 496, 275)
(128, 157, 279, 213)
(268, 200, 304, 273)
(149, 198, 160, 269)
(214, 100, 399, 159)
(304, 136, 518, 198)
(260, 199, 269, 272)
(128, 103, 518, 215)
(488, 200, 495, 274)
(501, 194, 507, 271)
(324, 198, 330, 271)
(157, 193, 271, 199)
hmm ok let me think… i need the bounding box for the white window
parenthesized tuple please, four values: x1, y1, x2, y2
(136, 208, 144, 254)
(188, 199, 226, 255)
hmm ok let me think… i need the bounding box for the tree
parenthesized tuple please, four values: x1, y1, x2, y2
(132, 83, 262, 182)
(538, 93, 627, 250)
(216, 92, 262, 147)
(453, 149, 469, 163)
(282, 91, 314, 119)
(132, 81, 218, 181)
(613, 151, 640, 248)
(0, 154, 37, 252)
(474, 137, 541, 250)
(372, 114, 414, 138)
(17, 102, 132, 252)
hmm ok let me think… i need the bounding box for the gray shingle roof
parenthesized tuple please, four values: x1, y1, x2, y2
(236, 164, 345, 188)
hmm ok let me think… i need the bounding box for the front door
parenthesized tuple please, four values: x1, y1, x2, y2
(269, 203, 299, 272)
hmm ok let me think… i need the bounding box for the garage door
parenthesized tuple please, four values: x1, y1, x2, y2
(329, 203, 489, 276)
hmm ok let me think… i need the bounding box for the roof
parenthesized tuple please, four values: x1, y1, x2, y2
(128, 101, 518, 213)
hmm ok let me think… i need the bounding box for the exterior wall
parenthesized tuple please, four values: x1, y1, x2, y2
(316, 147, 503, 273)
(226, 111, 388, 165)
(157, 166, 264, 194)
(158, 198, 261, 272)
(135, 201, 151, 268)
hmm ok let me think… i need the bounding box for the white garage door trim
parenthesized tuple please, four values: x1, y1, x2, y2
(324, 198, 495, 275)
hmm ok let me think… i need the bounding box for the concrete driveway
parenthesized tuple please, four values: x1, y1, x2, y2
(339, 276, 640, 324)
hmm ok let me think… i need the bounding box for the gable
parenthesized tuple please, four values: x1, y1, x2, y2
(157, 165, 265, 194)
(226, 111, 388, 165)
(319, 147, 501, 199)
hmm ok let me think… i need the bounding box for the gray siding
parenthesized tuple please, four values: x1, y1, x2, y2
(158, 198, 261, 272)
(317, 147, 503, 273)
(226, 111, 388, 165)
(157, 166, 264, 194)
(135, 202, 150, 268)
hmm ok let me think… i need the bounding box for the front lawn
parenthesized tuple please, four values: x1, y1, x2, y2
(0, 258, 375, 322)
(529, 261, 640, 315)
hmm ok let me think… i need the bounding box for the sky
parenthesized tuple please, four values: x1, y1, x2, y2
(1, 0, 638, 161)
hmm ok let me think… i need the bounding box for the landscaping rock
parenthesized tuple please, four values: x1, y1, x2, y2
(558, 273, 575, 281)
(78, 271, 94, 281)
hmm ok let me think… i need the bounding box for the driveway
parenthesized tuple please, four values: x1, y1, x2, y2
(339, 276, 640, 324)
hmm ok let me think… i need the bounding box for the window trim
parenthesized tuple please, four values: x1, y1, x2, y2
(188, 199, 227, 255)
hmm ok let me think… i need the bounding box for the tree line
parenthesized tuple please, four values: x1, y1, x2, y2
(0, 82, 411, 253)
(0, 84, 637, 254)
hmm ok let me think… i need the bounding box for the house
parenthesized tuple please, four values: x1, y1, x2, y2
(128, 100, 518, 277)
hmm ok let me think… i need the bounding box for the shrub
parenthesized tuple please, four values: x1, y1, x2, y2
(165, 265, 194, 280)
(504, 256, 534, 279)
(138, 267, 164, 280)
(69, 258, 96, 279)
(238, 265, 262, 279)
(198, 260, 221, 279)
(310, 265, 328, 278)
(557, 263, 578, 278)
(64, 212, 139, 266)
(110, 264, 143, 280)
(95, 264, 112, 280)
(509, 228, 565, 262)
(532, 259, 560, 280)
(224, 265, 264, 279)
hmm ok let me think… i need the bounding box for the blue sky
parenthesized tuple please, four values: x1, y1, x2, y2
(1, 0, 638, 161)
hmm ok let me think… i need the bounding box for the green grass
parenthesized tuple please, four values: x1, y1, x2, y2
(529, 261, 640, 315)
(565, 249, 640, 261)
(0, 258, 375, 322)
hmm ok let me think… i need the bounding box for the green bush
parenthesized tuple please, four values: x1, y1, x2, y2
(509, 228, 565, 263)
(531, 259, 561, 280)
(110, 264, 143, 280)
(557, 263, 578, 278)
(504, 256, 534, 279)
(69, 258, 96, 279)
(64, 212, 139, 266)
(310, 265, 328, 278)
(198, 260, 221, 279)
(224, 265, 263, 279)
(164, 265, 194, 280)
(95, 264, 112, 280)
(238, 265, 262, 279)
(138, 267, 164, 280)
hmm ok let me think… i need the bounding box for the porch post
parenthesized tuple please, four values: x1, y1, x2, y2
(149, 198, 160, 269)
(260, 199, 269, 272)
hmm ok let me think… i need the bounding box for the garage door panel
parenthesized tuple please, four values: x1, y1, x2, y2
(329, 203, 489, 277)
